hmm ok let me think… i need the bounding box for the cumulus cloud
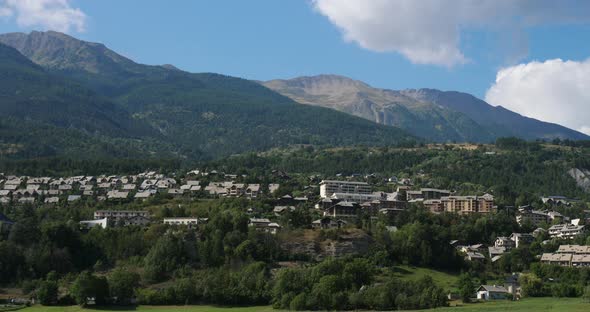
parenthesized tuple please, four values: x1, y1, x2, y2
(485, 59, 590, 135)
(0, 0, 86, 33)
(312, 0, 590, 67)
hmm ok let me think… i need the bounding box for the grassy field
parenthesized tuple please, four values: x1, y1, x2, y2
(20, 306, 275, 312)
(19, 297, 590, 311)
(391, 265, 460, 291)
(422, 297, 589, 311)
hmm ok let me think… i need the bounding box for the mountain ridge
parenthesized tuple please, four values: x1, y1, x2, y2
(263, 75, 588, 142)
(0, 31, 415, 160)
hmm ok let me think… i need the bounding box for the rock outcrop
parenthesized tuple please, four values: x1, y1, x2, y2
(568, 168, 590, 192)
(280, 228, 374, 261)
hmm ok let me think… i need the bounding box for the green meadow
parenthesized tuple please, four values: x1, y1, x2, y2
(17, 297, 590, 312)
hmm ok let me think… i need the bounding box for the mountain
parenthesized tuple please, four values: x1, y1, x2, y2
(0, 31, 414, 160)
(263, 75, 494, 142)
(399, 89, 588, 141)
(0, 42, 179, 159)
(263, 75, 589, 142)
(0, 42, 153, 136)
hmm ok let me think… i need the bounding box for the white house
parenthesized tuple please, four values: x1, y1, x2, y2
(476, 285, 508, 300)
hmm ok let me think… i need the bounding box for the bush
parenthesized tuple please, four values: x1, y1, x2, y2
(21, 280, 39, 295)
(108, 268, 140, 304)
(70, 271, 109, 306)
(136, 288, 168, 305)
(36, 280, 58, 305)
(272, 258, 447, 310)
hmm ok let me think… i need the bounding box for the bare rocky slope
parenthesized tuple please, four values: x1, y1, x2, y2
(280, 228, 374, 261)
(568, 168, 590, 192)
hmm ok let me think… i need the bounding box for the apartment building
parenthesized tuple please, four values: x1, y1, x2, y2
(319, 180, 371, 199)
(423, 199, 444, 213)
(548, 224, 585, 239)
(421, 188, 451, 200)
(323, 201, 359, 218)
(557, 245, 590, 254)
(94, 210, 150, 221)
(163, 218, 200, 226)
(330, 192, 383, 203)
(541, 245, 590, 267)
(441, 194, 496, 215)
(516, 206, 548, 226)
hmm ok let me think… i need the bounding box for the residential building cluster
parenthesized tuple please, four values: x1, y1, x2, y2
(548, 223, 586, 239)
(316, 180, 497, 219)
(0, 171, 281, 205)
(541, 245, 590, 267)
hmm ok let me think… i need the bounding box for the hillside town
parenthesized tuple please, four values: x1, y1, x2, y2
(1, 146, 590, 309)
(2, 170, 588, 273)
(1, 170, 504, 226)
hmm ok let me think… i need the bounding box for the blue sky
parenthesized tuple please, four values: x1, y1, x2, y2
(1, 0, 590, 133)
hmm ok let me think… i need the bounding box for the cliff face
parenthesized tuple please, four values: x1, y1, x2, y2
(568, 168, 590, 192)
(280, 228, 374, 261)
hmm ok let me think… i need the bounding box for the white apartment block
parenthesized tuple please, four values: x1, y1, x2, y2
(548, 224, 585, 239)
(163, 217, 200, 226)
(94, 210, 150, 220)
(319, 180, 371, 199)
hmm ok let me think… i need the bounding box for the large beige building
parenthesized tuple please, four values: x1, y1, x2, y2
(441, 194, 496, 215)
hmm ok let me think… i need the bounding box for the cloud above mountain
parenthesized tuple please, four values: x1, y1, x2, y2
(312, 0, 590, 67)
(0, 0, 86, 33)
(485, 59, 590, 135)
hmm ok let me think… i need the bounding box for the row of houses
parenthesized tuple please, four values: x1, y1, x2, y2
(202, 182, 276, 198)
(1, 173, 281, 205)
(541, 245, 590, 267)
(1, 172, 174, 204)
(456, 231, 540, 263)
(541, 195, 578, 206)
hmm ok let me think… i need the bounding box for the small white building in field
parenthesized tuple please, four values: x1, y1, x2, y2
(476, 285, 508, 300)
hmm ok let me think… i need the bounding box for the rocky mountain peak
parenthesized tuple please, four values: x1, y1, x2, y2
(0, 30, 138, 75)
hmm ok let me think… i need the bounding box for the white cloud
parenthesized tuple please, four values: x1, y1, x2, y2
(485, 59, 590, 135)
(0, 6, 12, 17)
(0, 0, 86, 33)
(312, 0, 590, 67)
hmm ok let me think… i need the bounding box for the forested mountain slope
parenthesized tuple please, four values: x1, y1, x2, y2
(0, 31, 414, 159)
